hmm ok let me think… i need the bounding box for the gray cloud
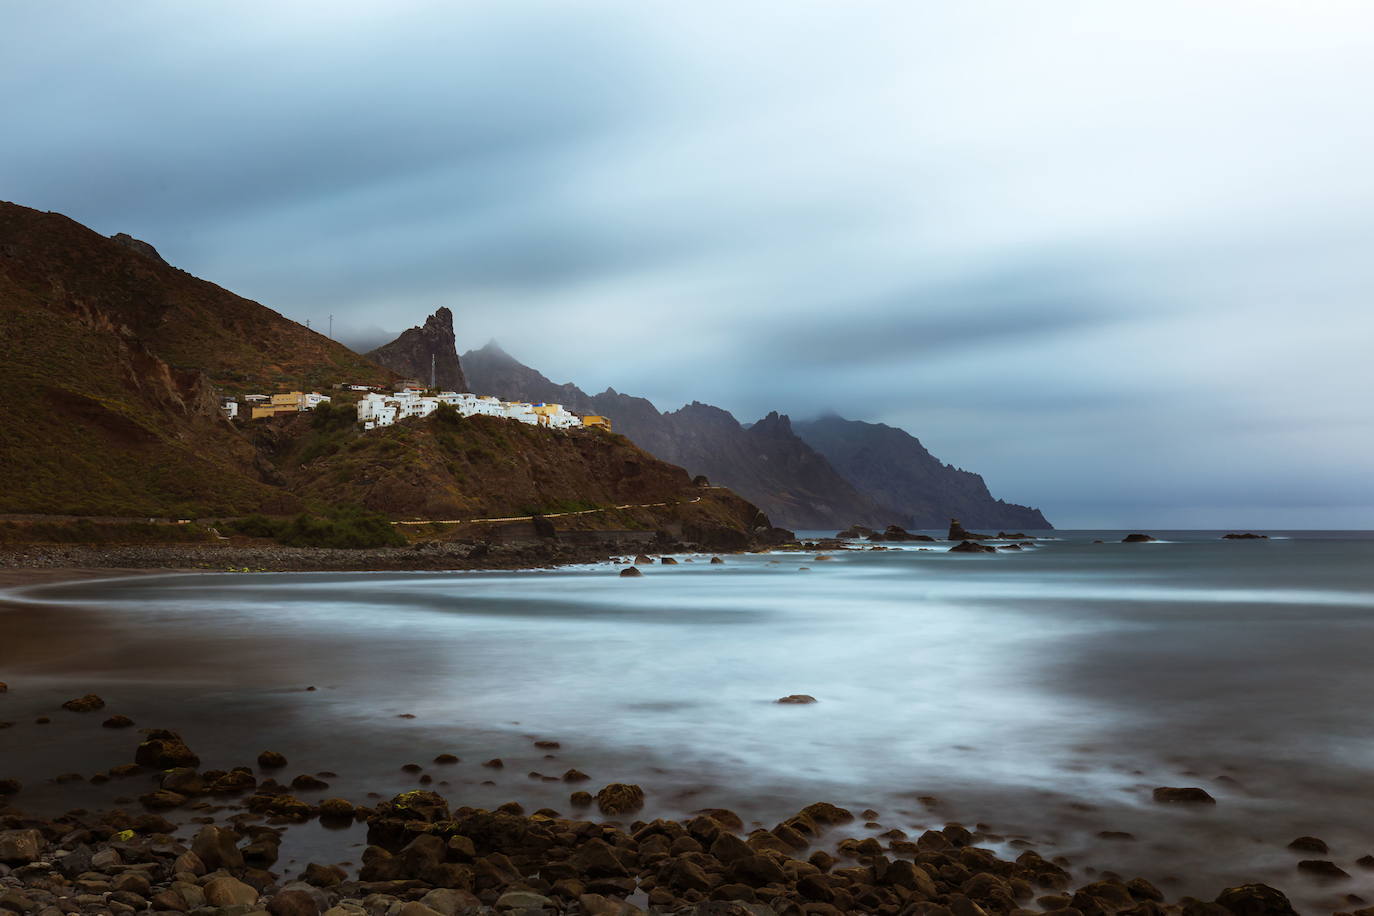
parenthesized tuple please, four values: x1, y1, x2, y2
(4, 1, 1373, 527)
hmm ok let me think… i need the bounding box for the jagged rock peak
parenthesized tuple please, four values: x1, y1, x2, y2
(366, 307, 469, 392)
(750, 410, 794, 435)
(110, 232, 167, 264)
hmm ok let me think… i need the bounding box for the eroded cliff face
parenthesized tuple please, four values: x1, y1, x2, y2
(462, 341, 1054, 531)
(366, 308, 469, 391)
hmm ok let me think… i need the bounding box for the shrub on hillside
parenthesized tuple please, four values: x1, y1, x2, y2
(228, 506, 404, 549)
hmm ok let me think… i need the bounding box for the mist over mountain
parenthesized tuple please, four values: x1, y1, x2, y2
(462, 340, 1050, 530)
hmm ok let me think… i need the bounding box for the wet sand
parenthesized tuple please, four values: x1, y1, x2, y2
(4, 538, 1374, 913)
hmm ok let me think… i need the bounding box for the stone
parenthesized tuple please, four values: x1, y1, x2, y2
(90, 847, 123, 870)
(0, 830, 43, 864)
(300, 863, 346, 887)
(0, 779, 19, 795)
(482, 758, 505, 768)
(776, 694, 817, 704)
(418, 889, 481, 916)
(135, 730, 200, 768)
(710, 557, 724, 564)
(563, 769, 590, 782)
(102, 714, 135, 728)
(433, 754, 459, 764)
(1122, 533, 1158, 543)
(318, 798, 355, 818)
(267, 890, 319, 916)
(596, 783, 645, 816)
(660, 557, 678, 565)
(258, 750, 288, 768)
(192, 825, 245, 870)
(161, 767, 206, 795)
(173, 850, 207, 875)
(1222, 533, 1269, 539)
(619, 567, 643, 578)
(949, 540, 997, 553)
(1214, 883, 1298, 914)
(1296, 859, 1349, 878)
(61, 693, 105, 712)
(204, 877, 260, 906)
(139, 789, 188, 810)
(1151, 786, 1215, 804)
(570, 791, 593, 807)
(1287, 836, 1328, 854)
(292, 774, 330, 791)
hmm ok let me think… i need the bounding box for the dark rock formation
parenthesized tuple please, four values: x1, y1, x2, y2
(367, 307, 468, 392)
(1223, 533, 1269, 539)
(948, 518, 989, 541)
(794, 415, 1051, 530)
(1123, 533, 1158, 543)
(1152, 786, 1215, 803)
(949, 540, 997, 554)
(462, 342, 1049, 532)
(109, 232, 167, 264)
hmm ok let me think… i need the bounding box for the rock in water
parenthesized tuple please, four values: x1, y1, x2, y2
(949, 540, 997, 553)
(595, 783, 645, 816)
(1213, 883, 1297, 915)
(365, 307, 468, 392)
(776, 695, 818, 704)
(1122, 533, 1158, 543)
(619, 566, 643, 577)
(1152, 786, 1215, 804)
(1223, 532, 1269, 539)
(102, 714, 134, 728)
(62, 694, 105, 712)
(258, 750, 288, 768)
(135, 730, 200, 768)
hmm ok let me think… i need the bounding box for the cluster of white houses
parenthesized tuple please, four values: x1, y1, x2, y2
(356, 388, 611, 432)
(220, 386, 611, 434)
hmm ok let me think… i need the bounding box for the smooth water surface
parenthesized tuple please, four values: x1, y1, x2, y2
(3, 531, 1373, 911)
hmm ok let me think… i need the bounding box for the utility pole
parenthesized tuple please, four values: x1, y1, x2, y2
(430, 353, 436, 389)
(329, 314, 334, 339)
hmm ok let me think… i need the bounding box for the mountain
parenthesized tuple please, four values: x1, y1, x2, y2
(0, 200, 392, 516)
(462, 342, 899, 529)
(462, 341, 1052, 531)
(0, 202, 776, 544)
(366, 308, 468, 391)
(792, 415, 1051, 530)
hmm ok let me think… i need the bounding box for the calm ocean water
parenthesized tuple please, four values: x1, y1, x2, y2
(3, 530, 1374, 911)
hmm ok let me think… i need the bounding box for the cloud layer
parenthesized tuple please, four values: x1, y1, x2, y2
(5, 1, 1373, 526)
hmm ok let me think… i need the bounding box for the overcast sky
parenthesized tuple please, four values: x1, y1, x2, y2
(5, 1, 1373, 527)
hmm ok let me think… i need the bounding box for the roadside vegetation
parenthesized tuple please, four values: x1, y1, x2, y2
(226, 505, 405, 549)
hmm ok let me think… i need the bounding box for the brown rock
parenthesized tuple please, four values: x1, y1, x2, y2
(301, 863, 346, 887)
(204, 876, 259, 906)
(102, 714, 135, 729)
(482, 758, 504, 768)
(620, 567, 643, 578)
(135, 730, 200, 768)
(0, 830, 43, 864)
(596, 783, 645, 816)
(319, 797, 355, 819)
(62, 693, 105, 712)
(0, 779, 19, 796)
(776, 695, 817, 704)
(1214, 883, 1298, 914)
(258, 750, 288, 768)
(292, 774, 330, 791)
(1287, 836, 1328, 854)
(268, 890, 319, 916)
(191, 825, 244, 870)
(433, 753, 460, 764)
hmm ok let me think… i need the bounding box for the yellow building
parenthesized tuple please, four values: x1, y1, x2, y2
(251, 404, 300, 419)
(581, 415, 612, 432)
(271, 391, 306, 408)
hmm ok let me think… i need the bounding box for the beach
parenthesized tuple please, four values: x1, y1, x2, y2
(3, 532, 1374, 914)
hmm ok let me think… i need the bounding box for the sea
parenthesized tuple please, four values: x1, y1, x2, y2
(3, 530, 1373, 912)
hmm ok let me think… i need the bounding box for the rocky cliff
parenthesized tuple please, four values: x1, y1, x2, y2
(462, 343, 901, 529)
(793, 415, 1051, 530)
(462, 341, 1053, 531)
(366, 308, 469, 391)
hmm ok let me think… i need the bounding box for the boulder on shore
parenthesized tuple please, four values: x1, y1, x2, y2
(1214, 883, 1297, 915)
(619, 566, 643, 578)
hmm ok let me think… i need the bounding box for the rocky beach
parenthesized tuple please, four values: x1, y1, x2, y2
(4, 533, 1374, 915)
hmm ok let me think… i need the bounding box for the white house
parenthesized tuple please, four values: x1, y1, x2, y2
(220, 400, 239, 420)
(355, 389, 593, 432)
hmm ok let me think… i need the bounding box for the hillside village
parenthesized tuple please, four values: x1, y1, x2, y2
(221, 386, 613, 433)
